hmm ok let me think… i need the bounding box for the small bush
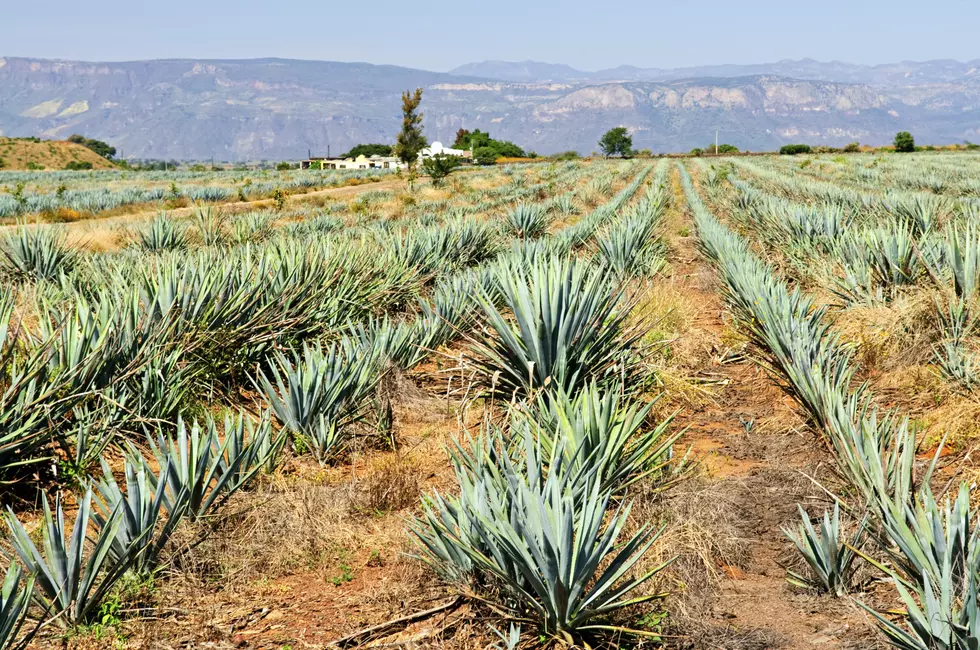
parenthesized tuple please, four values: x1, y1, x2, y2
(843, 142, 861, 153)
(25, 162, 44, 170)
(689, 148, 704, 157)
(64, 160, 93, 170)
(780, 144, 812, 155)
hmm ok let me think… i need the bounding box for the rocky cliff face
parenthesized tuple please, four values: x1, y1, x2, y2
(2, 57, 978, 159)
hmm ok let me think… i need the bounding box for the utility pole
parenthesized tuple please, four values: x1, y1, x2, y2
(715, 129, 719, 155)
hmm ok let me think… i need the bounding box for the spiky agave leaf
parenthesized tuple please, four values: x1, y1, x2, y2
(0, 225, 77, 281)
(258, 342, 383, 463)
(91, 456, 190, 576)
(783, 502, 866, 596)
(504, 203, 551, 240)
(410, 426, 673, 640)
(136, 213, 187, 251)
(859, 489, 980, 650)
(471, 255, 644, 398)
(144, 411, 276, 520)
(527, 384, 683, 494)
(4, 489, 136, 627)
(595, 213, 666, 280)
(0, 562, 34, 649)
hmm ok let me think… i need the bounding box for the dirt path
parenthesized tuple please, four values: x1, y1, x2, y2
(662, 165, 876, 649)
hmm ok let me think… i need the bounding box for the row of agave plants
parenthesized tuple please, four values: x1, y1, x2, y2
(718, 158, 980, 396)
(0, 160, 651, 645)
(0, 167, 392, 219)
(762, 152, 980, 198)
(682, 160, 980, 649)
(409, 163, 696, 646)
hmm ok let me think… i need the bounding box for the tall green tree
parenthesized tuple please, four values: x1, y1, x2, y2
(394, 88, 428, 169)
(598, 127, 633, 158)
(894, 131, 915, 153)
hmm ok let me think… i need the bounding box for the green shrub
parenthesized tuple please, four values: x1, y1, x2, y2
(65, 160, 93, 170)
(780, 144, 813, 155)
(25, 161, 44, 170)
(474, 146, 498, 165)
(689, 148, 704, 157)
(843, 142, 861, 152)
(894, 131, 915, 153)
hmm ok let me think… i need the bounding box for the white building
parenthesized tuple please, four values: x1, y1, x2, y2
(420, 142, 470, 159)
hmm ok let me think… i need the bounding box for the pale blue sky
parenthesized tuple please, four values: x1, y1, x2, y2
(3, 0, 977, 70)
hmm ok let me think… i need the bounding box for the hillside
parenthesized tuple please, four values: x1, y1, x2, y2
(1, 56, 979, 159)
(0, 136, 116, 170)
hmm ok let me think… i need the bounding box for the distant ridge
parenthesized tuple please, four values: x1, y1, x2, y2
(450, 57, 980, 85)
(2, 55, 979, 160)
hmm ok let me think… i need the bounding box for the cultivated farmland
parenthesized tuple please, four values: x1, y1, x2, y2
(1, 154, 980, 649)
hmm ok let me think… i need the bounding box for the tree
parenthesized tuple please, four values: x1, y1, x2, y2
(68, 134, 116, 159)
(779, 144, 812, 155)
(394, 88, 427, 169)
(421, 154, 461, 185)
(452, 128, 471, 149)
(474, 147, 499, 165)
(707, 143, 739, 154)
(598, 127, 633, 158)
(340, 143, 393, 158)
(894, 131, 915, 153)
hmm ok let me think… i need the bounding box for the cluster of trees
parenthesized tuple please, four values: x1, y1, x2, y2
(339, 143, 393, 159)
(453, 129, 527, 165)
(64, 161, 93, 170)
(68, 134, 116, 159)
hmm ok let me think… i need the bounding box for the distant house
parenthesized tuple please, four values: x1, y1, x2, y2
(301, 154, 407, 170)
(420, 142, 471, 159)
(302, 143, 470, 170)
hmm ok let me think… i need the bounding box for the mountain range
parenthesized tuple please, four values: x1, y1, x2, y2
(1, 56, 978, 160)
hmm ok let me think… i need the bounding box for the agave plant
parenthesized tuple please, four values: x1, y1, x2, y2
(258, 343, 383, 463)
(0, 225, 77, 281)
(92, 456, 190, 576)
(136, 213, 187, 251)
(527, 384, 684, 494)
(863, 576, 980, 650)
(4, 489, 135, 627)
(471, 256, 643, 398)
(504, 203, 551, 240)
(145, 412, 276, 520)
(595, 214, 667, 279)
(411, 427, 672, 642)
(875, 484, 980, 595)
(0, 563, 34, 649)
(783, 503, 866, 596)
(552, 194, 577, 217)
(194, 206, 228, 246)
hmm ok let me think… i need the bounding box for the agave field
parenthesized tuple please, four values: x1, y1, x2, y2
(687, 151, 980, 649)
(0, 167, 389, 221)
(2, 152, 980, 649)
